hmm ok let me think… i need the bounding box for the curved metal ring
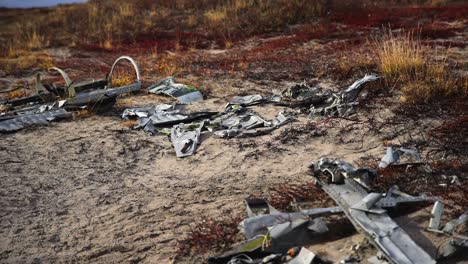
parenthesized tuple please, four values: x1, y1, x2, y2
(108, 56, 141, 88)
(48, 67, 73, 87)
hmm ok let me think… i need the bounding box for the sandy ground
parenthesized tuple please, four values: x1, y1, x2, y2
(0, 85, 393, 263)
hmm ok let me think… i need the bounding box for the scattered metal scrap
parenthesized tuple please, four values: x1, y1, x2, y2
(122, 104, 216, 135)
(0, 56, 141, 133)
(209, 154, 449, 264)
(427, 201, 467, 258)
(211, 109, 294, 138)
(311, 158, 437, 264)
(171, 121, 205, 158)
(271, 81, 331, 108)
(147, 77, 203, 103)
(123, 99, 295, 157)
(239, 205, 342, 239)
(209, 197, 336, 264)
(378, 146, 422, 168)
(0, 108, 71, 132)
(227, 94, 265, 108)
(271, 74, 379, 117)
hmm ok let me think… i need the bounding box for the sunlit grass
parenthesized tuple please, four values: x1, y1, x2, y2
(374, 30, 466, 103)
(0, 52, 55, 74)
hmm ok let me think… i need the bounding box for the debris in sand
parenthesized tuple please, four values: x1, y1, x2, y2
(0, 108, 71, 132)
(271, 81, 331, 108)
(147, 77, 203, 103)
(378, 146, 422, 168)
(374, 185, 438, 208)
(122, 104, 216, 135)
(426, 202, 468, 258)
(270, 74, 379, 117)
(0, 56, 141, 133)
(211, 109, 294, 138)
(227, 94, 265, 108)
(64, 81, 141, 108)
(244, 197, 278, 218)
(122, 100, 294, 157)
(239, 206, 342, 239)
(312, 157, 377, 188)
(309, 74, 379, 117)
(209, 154, 446, 264)
(208, 198, 338, 263)
(428, 201, 444, 231)
(171, 121, 205, 158)
(311, 158, 437, 264)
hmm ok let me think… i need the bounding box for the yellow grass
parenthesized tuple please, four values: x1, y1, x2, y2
(121, 120, 139, 129)
(111, 68, 136, 87)
(374, 30, 466, 103)
(0, 52, 55, 74)
(376, 31, 424, 80)
(156, 57, 180, 77)
(1, 0, 328, 56)
(7, 90, 29, 99)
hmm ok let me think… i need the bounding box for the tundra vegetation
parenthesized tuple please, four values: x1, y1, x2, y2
(0, 0, 467, 262)
(1, 0, 466, 102)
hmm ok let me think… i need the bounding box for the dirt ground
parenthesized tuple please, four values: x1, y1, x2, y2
(0, 80, 392, 263)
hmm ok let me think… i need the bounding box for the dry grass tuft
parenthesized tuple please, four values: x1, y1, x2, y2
(155, 56, 180, 77)
(7, 90, 30, 99)
(374, 30, 466, 103)
(121, 120, 139, 129)
(267, 182, 335, 211)
(376, 31, 424, 79)
(74, 109, 93, 119)
(111, 74, 134, 87)
(177, 214, 243, 255)
(0, 52, 55, 74)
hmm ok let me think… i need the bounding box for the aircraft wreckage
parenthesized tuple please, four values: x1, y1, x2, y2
(0, 56, 141, 132)
(121, 74, 379, 158)
(207, 157, 466, 264)
(1, 57, 466, 263)
(1, 61, 380, 159)
(1, 53, 384, 159)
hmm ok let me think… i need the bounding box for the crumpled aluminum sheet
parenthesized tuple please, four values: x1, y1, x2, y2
(121, 104, 175, 119)
(147, 77, 203, 103)
(312, 159, 436, 264)
(378, 146, 422, 168)
(171, 122, 204, 158)
(0, 109, 72, 133)
(312, 157, 377, 188)
(310, 74, 379, 117)
(212, 110, 294, 138)
(342, 74, 380, 102)
(228, 94, 265, 107)
(271, 82, 331, 107)
(123, 104, 216, 135)
(239, 206, 342, 239)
